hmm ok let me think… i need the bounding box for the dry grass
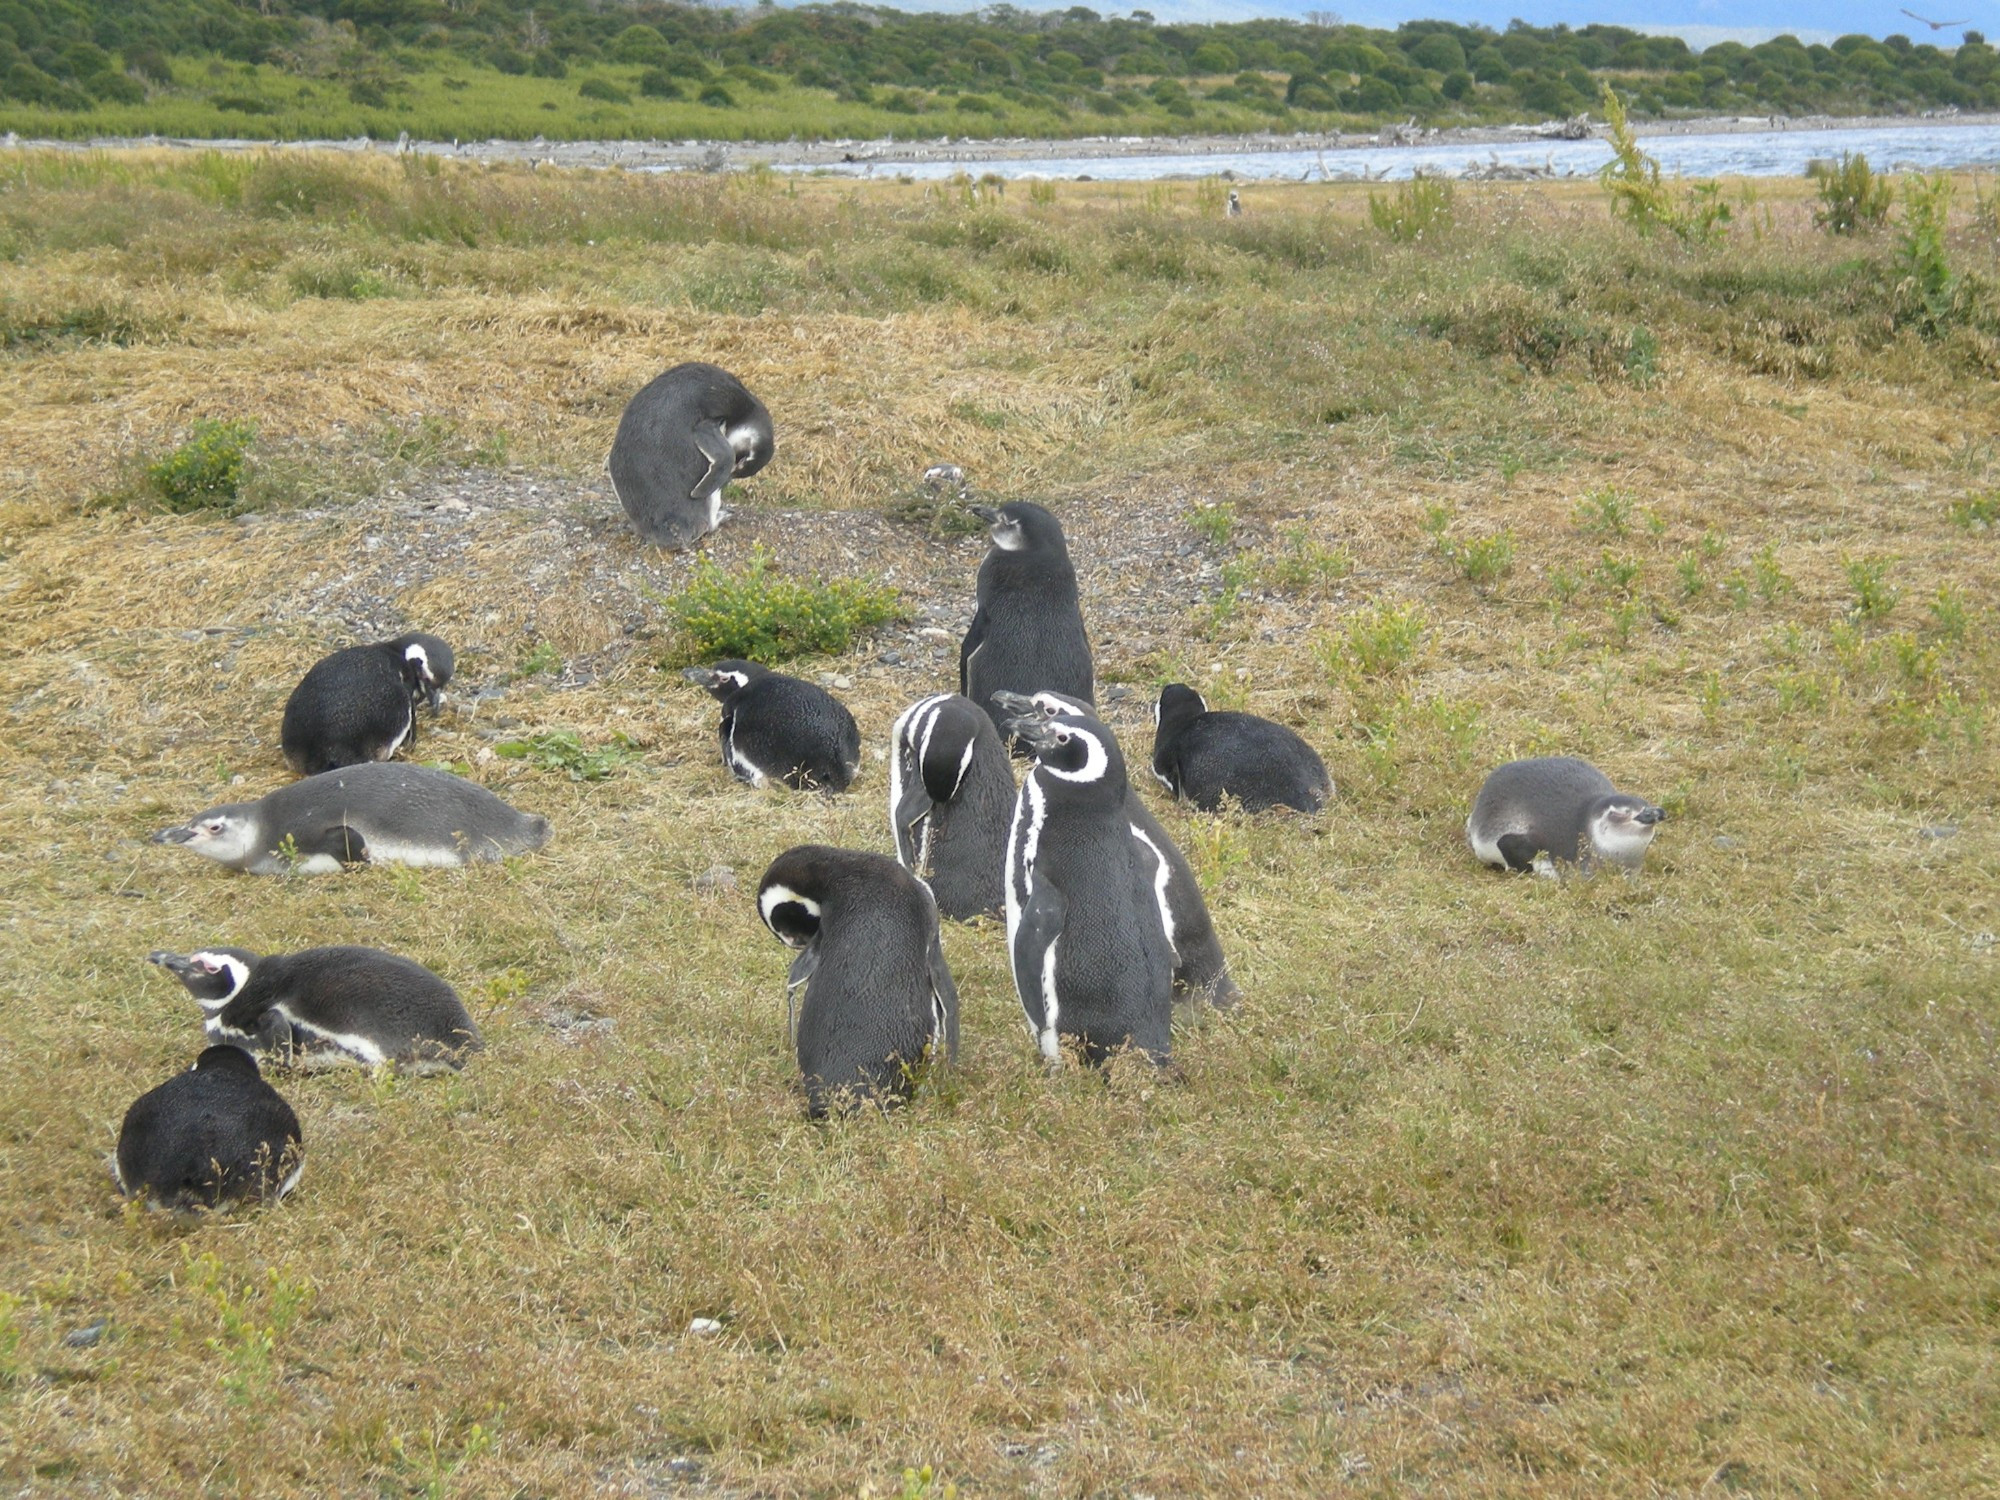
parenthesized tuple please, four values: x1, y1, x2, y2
(2, 153, 1998, 1496)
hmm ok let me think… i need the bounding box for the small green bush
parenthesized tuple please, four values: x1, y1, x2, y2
(1320, 602, 1425, 678)
(1598, 84, 1729, 245)
(495, 730, 639, 781)
(1186, 501, 1236, 547)
(666, 547, 901, 665)
(578, 77, 630, 104)
(1948, 490, 1998, 529)
(1368, 175, 1454, 242)
(146, 419, 256, 514)
(1810, 152, 1892, 234)
(637, 69, 681, 100)
(1894, 172, 1958, 336)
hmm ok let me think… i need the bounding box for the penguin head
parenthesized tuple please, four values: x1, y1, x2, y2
(970, 501, 1067, 556)
(1008, 710, 1125, 791)
(395, 633, 455, 710)
(683, 661, 768, 702)
(1154, 683, 1207, 734)
(152, 804, 260, 866)
(1586, 794, 1665, 867)
(191, 1044, 264, 1078)
(150, 948, 258, 1008)
(729, 419, 775, 478)
(757, 846, 837, 947)
(990, 688, 1092, 723)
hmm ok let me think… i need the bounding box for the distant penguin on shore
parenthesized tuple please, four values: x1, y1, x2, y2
(684, 661, 861, 793)
(1467, 757, 1665, 877)
(114, 1047, 304, 1212)
(281, 632, 454, 776)
(888, 692, 1015, 921)
(1150, 683, 1332, 814)
(608, 362, 774, 548)
(961, 502, 1094, 748)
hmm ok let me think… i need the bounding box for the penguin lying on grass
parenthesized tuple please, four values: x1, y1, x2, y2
(1467, 756, 1665, 877)
(684, 661, 860, 793)
(281, 632, 454, 776)
(115, 1047, 303, 1212)
(608, 362, 774, 549)
(1151, 683, 1332, 814)
(887, 692, 1014, 921)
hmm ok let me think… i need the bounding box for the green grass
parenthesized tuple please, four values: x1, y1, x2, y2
(0, 153, 1997, 1494)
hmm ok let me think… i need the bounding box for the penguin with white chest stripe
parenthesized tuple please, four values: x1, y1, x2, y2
(1002, 705, 1174, 1066)
(758, 845, 960, 1118)
(996, 689, 1238, 1010)
(150, 946, 481, 1071)
(684, 661, 861, 793)
(888, 692, 1015, 921)
(1151, 683, 1332, 814)
(281, 632, 454, 776)
(608, 362, 774, 548)
(114, 1047, 304, 1212)
(960, 502, 1094, 748)
(1467, 756, 1665, 876)
(152, 762, 552, 874)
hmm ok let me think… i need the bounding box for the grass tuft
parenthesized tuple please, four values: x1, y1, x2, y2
(665, 545, 901, 665)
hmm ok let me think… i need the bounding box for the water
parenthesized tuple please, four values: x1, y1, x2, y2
(774, 121, 2000, 183)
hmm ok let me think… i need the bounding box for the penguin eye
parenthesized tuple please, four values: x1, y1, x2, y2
(1055, 730, 1071, 745)
(197, 958, 220, 974)
(202, 820, 225, 834)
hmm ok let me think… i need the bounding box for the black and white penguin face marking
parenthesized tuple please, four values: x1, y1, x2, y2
(1015, 716, 1111, 785)
(150, 948, 253, 1007)
(151, 809, 259, 866)
(757, 883, 823, 947)
(682, 664, 756, 701)
(728, 422, 772, 476)
(404, 644, 443, 708)
(1589, 797, 1665, 867)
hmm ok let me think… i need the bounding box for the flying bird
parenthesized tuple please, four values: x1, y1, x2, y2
(1900, 9, 1970, 29)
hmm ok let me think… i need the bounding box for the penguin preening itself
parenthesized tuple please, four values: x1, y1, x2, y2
(150, 946, 481, 1071)
(888, 692, 1015, 921)
(996, 689, 1237, 1009)
(114, 1047, 304, 1212)
(281, 632, 455, 776)
(608, 362, 774, 549)
(1001, 704, 1174, 1066)
(960, 501, 1094, 748)
(1467, 756, 1665, 876)
(1151, 683, 1332, 814)
(757, 845, 960, 1118)
(152, 762, 552, 874)
(684, 661, 861, 793)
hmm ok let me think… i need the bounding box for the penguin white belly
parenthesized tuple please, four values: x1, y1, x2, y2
(1038, 937, 1063, 1062)
(274, 1005, 389, 1067)
(347, 835, 471, 868)
(1128, 823, 1179, 957)
(275, 1157, 307, 1200)
(1467, 816, 1512, 869)
(725, 723, 768, 787)
(382, 705, 414, 760)
(289, 853, 347, 875)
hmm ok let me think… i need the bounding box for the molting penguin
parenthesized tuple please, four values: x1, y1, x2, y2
(150, 946, 481, 1071)
(757, 845, 960, 1118)
(1002, 704, 1174, 1066)
(281, 632, 455, 776)
(888, 692, 1015, 921)
(1151, 683, 1332, 814)
(607, 362, 774, 549)
(1467, 756, 1665, 877)
(960, 502, 1094, 747)
(684, 661, 861, 793)
(114, 1047, 304, 1212)
(152, 762, 552, 874)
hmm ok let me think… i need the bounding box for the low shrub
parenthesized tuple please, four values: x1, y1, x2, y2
(665, 547, 901, 664)
(1368, 175, 1454, 242)
(145, 419, 256, 514)
(1810, 152, 1892, 234)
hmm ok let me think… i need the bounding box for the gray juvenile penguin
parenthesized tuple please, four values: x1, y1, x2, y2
(1467, 756, 1665, 876)
(607, 362, 774, 548)
(757, 845, 960, 1119)
(1002, 705, 1174, 1066)
(887, 692, 1015, 921)
(996, 689, 1238, 1009)
(281, 632, 454, 776)
(114, 1046, 304, 1212)
(152, 762, 552, 874)
(150, 946, 481, 1071)
(960, 502, 1094, 747)
(1151, 683, 1332, 814)
(684, 661, 861, 793)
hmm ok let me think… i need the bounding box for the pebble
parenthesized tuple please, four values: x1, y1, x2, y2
(687, 1317, 724, 1337)
(694, 864, 738, 895)
(63, 1320, 107, 1349)
(1713, 836, 1739, 849)
(1919, 824, 1958, 840)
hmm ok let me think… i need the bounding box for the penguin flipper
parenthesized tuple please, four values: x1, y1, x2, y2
(958, 610, 987, 696)
(1010, 874, 1067, 1054)
(1495, 833, 1540, 872)
(926, 924, 960, 1061)
(689, 421, 734, 502)
(295, 824, 368, 866)
(892, 775, 934, 868)
(784, 944, 818, 1048)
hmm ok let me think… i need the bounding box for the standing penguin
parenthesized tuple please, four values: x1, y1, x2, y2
(960, 502, 1094, 747)
(149, 946, 481, 1070)
(995, 689, 1237, 1009)
(683, 661, 861, 793)
(607, 362, 774, 548)
(1467, 756, 1665, 876)
(114, 1047, 304, 1212)
(887, 692, 1015, 921)
(757, 845, 959, 1118)
(1002, 704, 1174, 1066)
(1151, 683, 1332, 814)
(281, 633, 455, 776)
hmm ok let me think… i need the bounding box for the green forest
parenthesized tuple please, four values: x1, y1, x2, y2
(2, 0, 1997, 141)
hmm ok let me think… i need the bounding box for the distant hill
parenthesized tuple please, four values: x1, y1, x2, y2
(2, 1, 1994, 141)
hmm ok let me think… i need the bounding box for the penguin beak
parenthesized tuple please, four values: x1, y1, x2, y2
(681, 667, 719, 690)
(147, 950, 197, 978)
(151, 824, 195, 845)
(988, 690, 1040, 717)
(425, 682, 444, 712)
(1006, 714, 1061, 750)
(966, 504, 1000, 525)
(1637, 806, 1665, 826)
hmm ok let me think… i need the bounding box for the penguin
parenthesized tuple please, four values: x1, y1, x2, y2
(280, 632, 455, 776)
(1225, 188, 1243, 218)
(887, 692, 1015, 921)
(1000, 703, 1174, 1067)
(607, 362, 774, 549)
(960, 502, 1094, 747)
(683, 661, 860, 793)
(1467, 756, 1665, 876)
(995, 689, 1238, 1010)
(114, 1047, 304, 1212)
(149, 946, 481, 1071)
(152, 762, 552, 874)
(1151, 683, 1332, 814)
(757, 845, 959, 1118)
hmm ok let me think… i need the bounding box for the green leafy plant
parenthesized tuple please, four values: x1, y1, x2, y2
(1573, 486, 1633, 536)
(0, 1290, 21, 1387)
(1810, 152, 1892, 235)
(1752, 544, 1794, 602)
(1595, 551, 1640, 595)
(494, 730, 640, 781)
(1844, 556, 1899, 621)
(1451, 529, 1514, 588)
(1598, 85, 1729, 245)
(1894, 173, 1958, 336)
(188, 1253, 314, 1404)
(516, 640, 562, 677)
(1319, 601, 1425, 678)
(1260, 524, 1352, 594)
(1368, 174, 1454, 242)
(1186, 501, 1236, 547)
(1929, 585, 1968, 640)
(145, 418, 256, 514)
(1947, 490, 1997, 530)
(666, 546, 900, 665)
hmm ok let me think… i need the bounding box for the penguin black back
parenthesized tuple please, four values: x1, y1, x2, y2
(960, 502, 1094, 745)
(684, 660, 861, 793)
(608, 362, 774, 549)
(1152, 683, 1332, 814)
(888, 692, 1015, 920)
(115, 1046, 304, 1211)
(758, 845, 959, 1118)
(281, 632, 455, 776)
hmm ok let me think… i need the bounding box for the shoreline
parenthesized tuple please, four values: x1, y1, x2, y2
(5, 111, 1996, 174)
